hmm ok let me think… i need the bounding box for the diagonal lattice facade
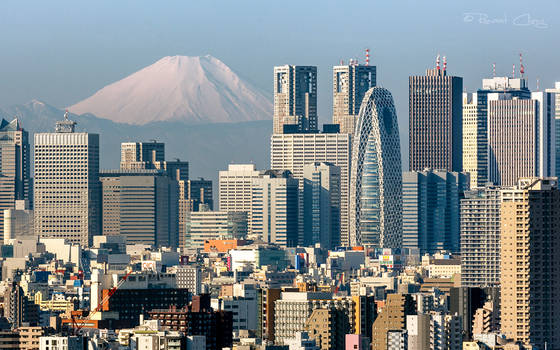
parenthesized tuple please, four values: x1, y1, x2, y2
(349, 87, 402, 247)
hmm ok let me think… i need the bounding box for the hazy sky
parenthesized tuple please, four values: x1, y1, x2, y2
(0, 0, 558, 158)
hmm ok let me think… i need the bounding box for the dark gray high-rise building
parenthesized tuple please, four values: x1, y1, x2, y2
(332, 63, 376, 134)
(0, 119, 30, 241)
(273, 65, 317, 134)
(187, 178, 213, 211)
(101, 169, 179, 247)
(409, 58, 463, 172)
(402, 169, 469, 254)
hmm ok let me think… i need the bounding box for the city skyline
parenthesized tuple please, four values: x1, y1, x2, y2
(0, 1, 558, 168)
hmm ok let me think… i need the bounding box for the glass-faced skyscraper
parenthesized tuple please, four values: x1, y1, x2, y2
(350, 87, 402, 247)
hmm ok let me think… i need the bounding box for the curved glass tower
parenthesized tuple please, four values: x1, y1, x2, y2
(349, 87, 402, 247)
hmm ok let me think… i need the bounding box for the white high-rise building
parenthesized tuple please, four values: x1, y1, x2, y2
(350, 87, 402, 247)
(270, 133, 351, 246)
(34, 112, 100, 246)
(332, 64, 376, 134)
(219, 164, 263, 213)
(273, 65, 317, 134)
(251, 171, 299, 246)
(487, 91, 555, 186)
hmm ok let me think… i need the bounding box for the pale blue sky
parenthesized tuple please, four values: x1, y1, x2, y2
(0, 0, 558, 139)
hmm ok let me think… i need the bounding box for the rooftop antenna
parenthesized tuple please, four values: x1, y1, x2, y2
(436, 54, 441, 71)
(443, 56, 447, 73)
(512, 64, 515, 78)
(519, 53, 525, 77)
(340, 59, 344, 65)
(365, 48, 370, 66)
(537, 78, 540, 91)
(492, 63, 496, 77)
(64, 109, 69, 121)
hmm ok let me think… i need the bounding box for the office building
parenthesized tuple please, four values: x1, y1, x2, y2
(332, 63, 376, 134)
(402, 170, 469, 254)
(545, 82, 560, 177)
(271, 133, 351, 246)
(487, 91, 555, 186)
(303, 162, 341, 249)
(462, 93, 487, 188)
(409, 58, 463, 172)
(462, 77, 531, 188)
(100, 169, 178, 247)
(39, 336, 83, 350)
(371, 294, 415, 350)
(273, 65, 317, 134)
(251, 171, 299, 247)
(34, 112, 100, 246)
(274, 292, 355, 345)
(219, 164, 263, 214)
(3, 200, 33, 243)
(349, 87, 402, 247)
(184, 209, 248, 249)
(176, 265, 202, 295)
(460, 186, 501, 288)
(120, 141, 165, 169)
(187, 178, 213, 211)
(0, 119, 30, 241)
(500, 178, 560, 348)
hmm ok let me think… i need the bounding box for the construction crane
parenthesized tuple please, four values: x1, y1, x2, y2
(71, 268, 134, 334)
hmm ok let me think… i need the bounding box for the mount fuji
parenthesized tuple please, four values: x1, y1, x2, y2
(68, 55, 272, 125)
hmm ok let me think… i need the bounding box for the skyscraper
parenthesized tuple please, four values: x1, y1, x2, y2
(120, 141, 165, 169)
(409, 57, 463, 172)
(463, 77, 531, 188)
(487, 91, 555, 186)
(34, 112, 100, 246)
(349, 87, 402, 248)
(332, 63, 376, 134)
(219, 164, 263, 213)
(303, 162, 341, 249)
(0, 119, 30, 241)
(402, 170, 469, 254)
(100, 169, 178, 247)
(460, 185, 501, 288)
(273, 65, 317, 134)
(545, 82, 560, 177)
(251, 170, 299, 247)
(500, 178, 560, 348)
(270, 133, 351, 246)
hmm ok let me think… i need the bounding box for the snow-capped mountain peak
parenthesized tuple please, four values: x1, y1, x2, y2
(68, 55, 272, 125)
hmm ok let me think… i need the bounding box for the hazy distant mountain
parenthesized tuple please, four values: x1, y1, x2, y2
(68, 55, 272, 125)
(0, 100, 271, 185)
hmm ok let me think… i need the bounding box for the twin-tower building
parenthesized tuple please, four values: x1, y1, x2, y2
(271, 60, 402, 248)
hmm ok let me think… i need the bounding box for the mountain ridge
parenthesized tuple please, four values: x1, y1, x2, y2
(68, 55, 272, 125)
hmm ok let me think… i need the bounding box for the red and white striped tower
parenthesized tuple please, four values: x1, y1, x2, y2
(519, 53, 525, 77)
(493, 63, 496, 77)
(512, 64, 515, 78)
(365, 48, 370, 66)
(436, 54, 441, 71)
